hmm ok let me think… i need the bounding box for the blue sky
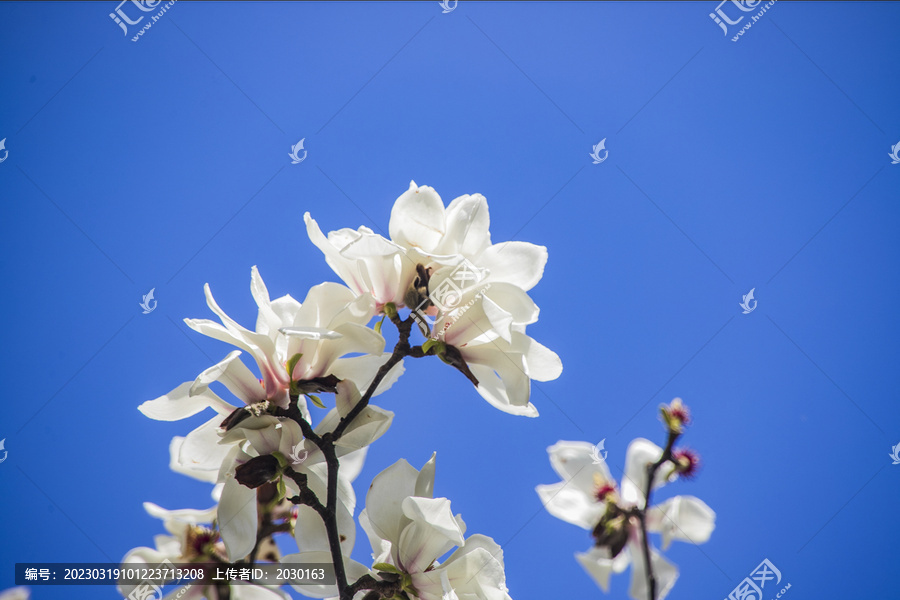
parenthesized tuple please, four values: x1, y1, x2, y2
(1, 1, 899, 598)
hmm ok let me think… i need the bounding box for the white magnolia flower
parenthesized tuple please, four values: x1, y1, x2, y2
(306, 181, 548, 319)
(114, 502, 289, 600)
(431, 293, 562, 417)
(217, 380, 393, 562)
(535, 440, 715, 600)
(139, 268, 402, 482)
(357, 455, 513, 600)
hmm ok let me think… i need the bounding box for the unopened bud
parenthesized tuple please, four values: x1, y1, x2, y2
(234, 453, 287, 489)
(660, 397, 691, 434)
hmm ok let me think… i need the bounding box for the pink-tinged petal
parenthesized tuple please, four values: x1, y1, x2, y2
(190, 351, 267, 406)
(646, 495, 715, 549)
(436, 193, 492, 257)
(139, 382, 232, 421)
(218, 474, 259, 561)
(628, 543, 678, 600)
(476, 241, 548, 291)
(389, 180, 446, 252)
(575, 546, 630, 592)
(621, 438, 669, 508)
(535, 481, 604, 530)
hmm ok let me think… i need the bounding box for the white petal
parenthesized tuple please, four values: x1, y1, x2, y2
(230, 585, 291, 600)
(389, 180, 446, 251)
(364, 458, 420, 546)
(621, 438, 668, 508)
(250, 266, 283, 340)
(398, 496, 465, 573)
(535, 482, 604, 530)
(437, 193, 491, 257)
(172, 417, 232, 481)
(477, 241, 548, 291)
(628, 544, 678, 600)
(190, 351, 267, 406)
(138, 382, 232, 421)
(646, 495, 716, 550)
(282, 551, 370, 599)
(412, 534, 510, 600)
(546, 440, 613, 496)
(575, 546, 630, 592)
(519, 333, 563, 382)
(333, 405, 394, 452)
(415, 453, 437, 499)
(329, 353, 405, 397)
(359, 508, 393, 565)
(218, 474, 259, 561)
(293, 501, 355, 557)
(143, 502, 216, 526)
(467, 361, 537, 417)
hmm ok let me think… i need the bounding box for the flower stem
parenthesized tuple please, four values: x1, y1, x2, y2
(281, 314, 415, 600)
(640, 431, 677, 600)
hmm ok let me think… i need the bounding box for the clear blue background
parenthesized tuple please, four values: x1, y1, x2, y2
(1, 1, 899, 598)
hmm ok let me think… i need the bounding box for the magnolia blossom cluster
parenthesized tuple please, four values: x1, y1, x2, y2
(119, 182, 562, 600)
(536, 399, 715, 600)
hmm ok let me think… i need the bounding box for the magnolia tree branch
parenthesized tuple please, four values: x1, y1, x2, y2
(277, 313, 417, 600)
(638, 431, 678, 600)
